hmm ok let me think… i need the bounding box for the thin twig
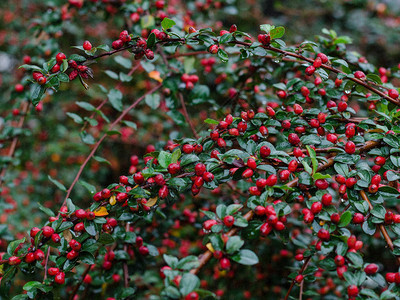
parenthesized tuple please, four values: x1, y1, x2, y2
(0, 101, 30, 186)
(177, 92, 199, 139)
(284, 256, 312, 300)
(123, 223, 130, 288)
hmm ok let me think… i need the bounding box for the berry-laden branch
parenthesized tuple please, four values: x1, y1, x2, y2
(360, 190, 400, 264)
(0, 101, 30, 187)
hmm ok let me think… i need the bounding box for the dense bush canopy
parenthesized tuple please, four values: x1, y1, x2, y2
(1, 1, 400, 299)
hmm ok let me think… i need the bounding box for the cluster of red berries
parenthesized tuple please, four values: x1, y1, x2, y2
(68, 58, 89, 81)
(257, 204, 287, 235)
(48, 267, 66, 284)
(181, 73, 199, 90)
(304, 53, 329, 76)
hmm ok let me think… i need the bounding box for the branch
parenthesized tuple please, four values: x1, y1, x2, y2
(188, 140, 380, 275)
(0, 101, 30, 187)
(284, 256, 312, 300)
(177, 92, 199, 139)
(360, 190, 400, 264)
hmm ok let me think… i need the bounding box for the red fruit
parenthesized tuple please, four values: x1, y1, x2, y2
(30, 227, 41, 238)
(293, 104, 303, 114)
(223, 215, 235, 227)
(313, 57, 322, 68)
(386, 272, 396, 283)
(134, 172, 146, 185)
(242, 168, 254, 179)
(317, 53, 328, 63)
(51, 233, 61, 243)
(237, 121, 247, 132)
(266, 174, 277, 186)
(352, 213, 365, 224)
(374, 156, 386, 165)
(75, 209, 87, 219)
(305, 65, 315, 76)
(168, 163, 180, 175)
(311, 202, 322, 214)
(145, 49, 154, 60)
(331, 213, 340, 224)
(288, 133, 300, 145)
(277, 90, 287, 99)
(260, 146, 271, 158)
(139, 246, 149, 256)
(346, 177, 357, 188)
(345, 141, 356, 154)
(259, 125, 268, 136)
(56, 52, 66, 64)
(334, 255, 345, 266)
(42, 226, 54, 238)
(48, 267, 60, 276)
(203, 219, 218, 230)
(279, 170, 290, 182)
(54, 272, 65, 284)
(34, 249, 45, 261)
(321, 194, 332, 206)
(83, 40, 92, 51)
(247, 158, 257, 169)
(371, 174, 381, 185)
(347, 285, 358, 297)
(219, 258, 231, 269)
(182, 144, 194, 154)
(69, 239, 81, 251)
(159, 185, 168, 198)
(208, 44, 219, 54)
(347, 235, 357, 249)
(317, 228, 330, 241)
(315, 179, 329, 189)
(364, 263, 378, 275)
(8, 256, 21, 265)
(15, 84, 24, 92)
(38, 77, 47, 85)
(112, 39, 124, 50)
(337, 101, 347, 112)
(295, 274, 304, 283)
(203, 172, 214, 182)
(368, 184, 378, 193)
(83, 274, 92, 284)
(258, 34, 271, 45)
(260, 222, 273, 236)
(354, 71, 366, 80)
(388, 89, 399, 99)
(67, 250, 79, 260)
(25, 253, 35, 263)
(254, 206, 266, 216)
(185, 292, 199, 300)
(195, 163, 206, 176)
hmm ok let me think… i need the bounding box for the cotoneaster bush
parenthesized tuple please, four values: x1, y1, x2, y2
(2, 1, 400, 300)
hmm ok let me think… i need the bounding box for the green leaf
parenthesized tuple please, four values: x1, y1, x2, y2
(313, 172, 331, 180)
(371, 205, 386, 219)
(48, 175, 67, 191)
(19, 64, 43, 71)
(306, 145, 317, 174)
(347, 252, 363, 268)
(161, 17, 176, 30)
(80, 131, 95, 145)
(79, 252, 95, 264)
(104, 70, 119, 80)
(57, 73, 69, 82)
(84, 221, 97, 236)
(226, 204, 243, 215)
(23, 281, 45, 292)
(145, 94, 160, 109)
(147, 33, 156, 48)
(98, 233, 115, 244)
(76, 101, 95, 111)
(270, 26, 285, 39)
(171, 148, 181, 163)
(179, 273, 200, 296)
(226, 236, 244, 254)
(108, 89, 123, 111)
(163, 254, 178, 268)
(204, 118, 219, 125)
(176, 256, 199, 270)
(37, 203, 55, 217)
(93, 155, 111, 165)
(338, 211, 352, 227)
(79, 180, 96, 196)
(217, 48, 229, 62)
(7, 238, 26, 255)
(122, 120, 137, 130)
(260, 24, 274, 34)
(158, 151, 172, 168)
(66, 112, 83, 124)
(231, 249, 259, 265)
(114, 56, 132, 69)
(141, 15, 155, 29)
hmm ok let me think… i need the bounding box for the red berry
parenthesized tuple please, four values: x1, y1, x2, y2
(388, 89, 399, 99)
(317, 228, 330, 241)
(347, 285, 359, 297)
(8, 256, 21, 265)
(345, 141, 356, 154)
(42, 226, 54, 238)
(83, 40, 92, 51)
(219, 258, 231, 270)
(203, 219, 218, 230)
(185, 292, 199, 300)
(364, 263, 378, 275)
(223, 215, 235, 227)
(208, 44, 219, 54)
(334, 255, 345, 266)
(112, 39, 124, 50)
(56, 52, 66, 64)
(48, 267, 60, 276)
(54, 272, 65, 284)
(354, 71, 366, 80)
